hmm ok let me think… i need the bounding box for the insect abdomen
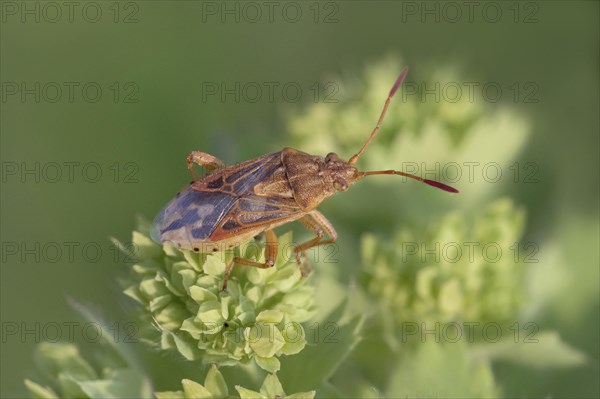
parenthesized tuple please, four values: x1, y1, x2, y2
(151, 187, 234, 249)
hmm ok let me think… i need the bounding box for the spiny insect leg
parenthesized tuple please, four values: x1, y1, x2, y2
(186, 151, 226, 180)
(222, 229, 279, 291)
(295, 210, 338, 276)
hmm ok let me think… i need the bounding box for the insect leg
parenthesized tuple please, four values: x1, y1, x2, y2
(222, 229, 279, 291)
(295, 210, 338, 275)
(186, 151, 226, 179)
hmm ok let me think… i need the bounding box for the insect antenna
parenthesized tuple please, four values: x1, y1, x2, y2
(348, 67, 409, 165)
(348, 67, 458, 193)
(357, 169, 459, 193)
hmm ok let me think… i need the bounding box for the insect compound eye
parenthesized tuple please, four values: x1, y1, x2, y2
(333, 178, 349, 192)
(325, 152, 337, 163)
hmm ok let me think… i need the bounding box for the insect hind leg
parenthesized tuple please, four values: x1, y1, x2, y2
(222, 229, 278, 291)
(295, 210, 338, 276)
(187, 151, 226, 180)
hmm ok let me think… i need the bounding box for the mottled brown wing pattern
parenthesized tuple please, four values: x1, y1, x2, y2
(183, 150, 305, 241)
(152, 151, 289, 249)
(210, 195, 303, 241)
(191, 152, 282, 196)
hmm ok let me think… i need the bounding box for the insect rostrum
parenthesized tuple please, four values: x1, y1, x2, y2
(151, 67, 458, 289)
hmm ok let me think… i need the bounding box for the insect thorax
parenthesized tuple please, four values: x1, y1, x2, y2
(278, 148, 357, 210)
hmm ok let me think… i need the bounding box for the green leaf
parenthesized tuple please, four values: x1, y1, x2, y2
(472, 331, 587, 369)
(132, 230, 163, 259)
(57, 373, 88, 398)
(167, 331, 201, 361)
(204, 365, 229, 397)
(78, 369, 152, 399)
(149, 295, 172, 312)
(181, 379, 212, 399)
(155, 391, 185, 399)
(203, 254, 227, 276)
(256, 309, 284, 324)
(155, 302, 188, 330)
(276, 231, 295, 264)
(278, 313, 363, 392)
(286, 391, 316, 399)
(255, 356, 281, 373)
(235, 386, 265, 399)
(140, 278, 170, 300)
(280, 323, 306, 356)
(197, 301, 226, 325)
(182, 251, 202, 271)
(313, 382, 344, 399)
(260, 374, 285, 397)
(33, 342, 97, 382)
(179, 269, 198, 291)
(123, 285, 145, 304)
(386, 341, 498, 398)
(67, 300, 152, 393)
(189, 286, 218, 303)
(24, 379, 59, 399)
(246, 324, 286, 358)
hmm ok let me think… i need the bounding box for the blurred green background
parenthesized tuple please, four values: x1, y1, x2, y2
(1, 1, 598, 398)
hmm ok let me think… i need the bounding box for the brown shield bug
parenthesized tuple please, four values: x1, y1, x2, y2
(151, 67, 458, 289)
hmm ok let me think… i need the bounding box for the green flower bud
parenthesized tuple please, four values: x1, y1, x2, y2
(362, 198, 526, 327)
(118, 221, 315, 372)
(155, 365, 315, 399)
(24, 341, 151, 399)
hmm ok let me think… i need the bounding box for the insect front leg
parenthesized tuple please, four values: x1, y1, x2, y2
(186, 151, 226, 179)
(295, 210, 338, 276)
(222, 229, 279, 291)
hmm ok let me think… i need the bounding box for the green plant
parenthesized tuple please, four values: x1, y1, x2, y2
(25, 57, 586, 399)
(119, 220, 315, 373)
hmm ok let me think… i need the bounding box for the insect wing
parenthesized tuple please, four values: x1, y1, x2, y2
(196, 151, 305, 240)
(152, 151, 299, 250)
(191, 152, 281, 196)
(210, 194, 303, 241)
(151, 186, 236, 249)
